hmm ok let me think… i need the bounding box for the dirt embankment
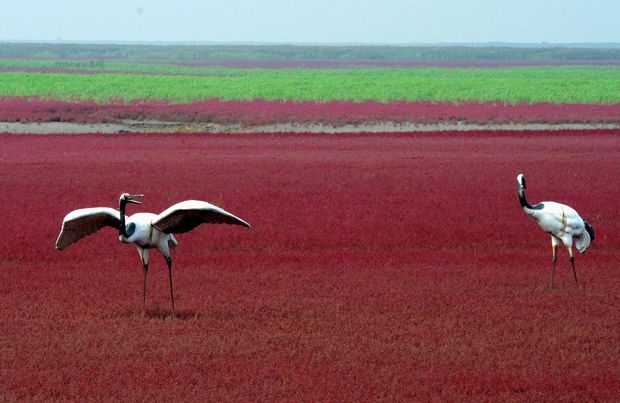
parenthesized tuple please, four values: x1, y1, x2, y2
(3, 120, 620, 134)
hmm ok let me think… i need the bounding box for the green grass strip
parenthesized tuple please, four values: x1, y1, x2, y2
(1, 66, 619, 103)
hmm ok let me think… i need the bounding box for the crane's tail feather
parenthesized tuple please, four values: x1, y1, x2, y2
(575, 221, 594, 253)
(584, 221, 595, 242)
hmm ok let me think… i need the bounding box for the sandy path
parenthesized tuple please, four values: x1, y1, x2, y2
(2, 120, 620, 134)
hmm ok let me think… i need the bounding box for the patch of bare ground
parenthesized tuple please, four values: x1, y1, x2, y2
(2, 120, 620, 134)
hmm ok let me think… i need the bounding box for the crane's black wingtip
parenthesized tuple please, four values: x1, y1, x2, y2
(233, 217, 251, 228)
(231, 218, 251, 228)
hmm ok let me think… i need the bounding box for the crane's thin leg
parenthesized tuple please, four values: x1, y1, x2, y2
(165, 256, 176, 319)
(550, 252, 558, 288)
(139, 248, 150, 318)
(568, 248, 577, 284)
(550, 238, 559, 289)
(142, 263, 149, 317)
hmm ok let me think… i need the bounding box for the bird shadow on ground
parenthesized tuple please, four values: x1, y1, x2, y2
(151, 309, 200, 320)
(115, 307, 244, 321)
(119, 308, 201, 321)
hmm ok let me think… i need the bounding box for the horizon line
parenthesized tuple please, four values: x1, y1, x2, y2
(2, 39, 620, 49)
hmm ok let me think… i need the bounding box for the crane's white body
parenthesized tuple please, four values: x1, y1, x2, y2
(522, 201, 591, 254)
(119, 212, 178, 266)
(56, 196, 250, 318)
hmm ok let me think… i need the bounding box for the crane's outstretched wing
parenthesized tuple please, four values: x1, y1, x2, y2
(152, 200, 250, 234)
(56, 207, 122, 251)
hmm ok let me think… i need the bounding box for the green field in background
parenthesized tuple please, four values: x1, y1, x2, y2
(1, 66, 619, 103)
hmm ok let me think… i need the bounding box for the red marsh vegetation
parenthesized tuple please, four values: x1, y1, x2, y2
(1, 97, 620, 126)
(0, 131, 619, 400)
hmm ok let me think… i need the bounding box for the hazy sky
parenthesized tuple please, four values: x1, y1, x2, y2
(1, 0, 619, 44)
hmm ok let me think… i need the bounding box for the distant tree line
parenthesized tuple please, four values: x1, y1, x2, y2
(1, 42, 620, 61)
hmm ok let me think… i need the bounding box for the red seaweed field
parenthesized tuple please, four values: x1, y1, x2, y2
(1, 131, 619, 400)
(2, 97, 620, 126)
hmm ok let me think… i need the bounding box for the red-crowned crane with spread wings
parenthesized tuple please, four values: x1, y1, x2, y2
(56, 193, 250, 318)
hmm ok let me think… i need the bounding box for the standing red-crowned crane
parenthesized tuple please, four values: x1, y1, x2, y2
(517, 174, 594, 287)
(56, 193, 250, 318)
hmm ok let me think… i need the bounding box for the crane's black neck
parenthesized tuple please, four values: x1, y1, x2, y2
(119, 199, 128, 237)
(519, 188, 544, 211)
(518, 188, 530, 208)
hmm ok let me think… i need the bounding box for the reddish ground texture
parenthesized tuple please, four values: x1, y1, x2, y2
(1, 131, 619, 401)
(2, 97, 620, 126)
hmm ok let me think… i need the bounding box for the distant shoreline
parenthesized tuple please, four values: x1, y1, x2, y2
(2, 40, 620, 48)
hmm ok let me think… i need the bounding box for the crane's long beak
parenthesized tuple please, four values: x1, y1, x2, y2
(127, 194, 143, 204)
